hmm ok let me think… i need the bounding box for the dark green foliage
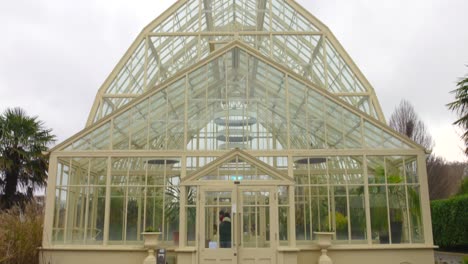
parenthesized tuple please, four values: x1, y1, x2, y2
(145, 226, 156, 232)
(0, 108, 55, 209)
(431, 195, 468, 250)
(447, 72, 468, 154)
(458, 177, 468, 196)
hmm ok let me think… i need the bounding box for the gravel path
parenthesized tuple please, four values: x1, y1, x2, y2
(434, 251, 466, 264)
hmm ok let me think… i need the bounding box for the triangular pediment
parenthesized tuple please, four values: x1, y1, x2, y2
(54, 42, 422, 152)
(86, 0, 385, 126)
(182, 149, 293, 184)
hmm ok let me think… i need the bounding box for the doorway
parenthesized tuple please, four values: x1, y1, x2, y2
(199, 185, 278, 264)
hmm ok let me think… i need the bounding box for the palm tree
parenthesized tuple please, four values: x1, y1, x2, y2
(447, 73, 468, 154)
(0, 108, 56, 209)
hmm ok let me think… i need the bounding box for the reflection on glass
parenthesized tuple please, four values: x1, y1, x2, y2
(204, 192, 233, 249)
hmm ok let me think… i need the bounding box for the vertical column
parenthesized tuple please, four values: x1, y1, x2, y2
(83, 160, 91, 243)
(288, 185, 296, 247)
(179, 186, 187, 247)
(363, 155, 372, 245)
(42, 154, 58, 248)
(418, 153, 433, 245)
(103, 157, 111, 245)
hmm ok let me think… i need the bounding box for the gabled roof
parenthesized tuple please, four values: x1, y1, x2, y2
(52, 41, 423, 153)
(181, 149, 294, 184)
(86, 0, 384, 126)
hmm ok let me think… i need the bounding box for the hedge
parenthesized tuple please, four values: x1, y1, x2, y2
(431, 195, 468, 251)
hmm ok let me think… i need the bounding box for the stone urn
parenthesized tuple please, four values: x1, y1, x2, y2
(141, 232, 162, 264)
(314, 232, 335, 264)
(142, 232, 162, 249)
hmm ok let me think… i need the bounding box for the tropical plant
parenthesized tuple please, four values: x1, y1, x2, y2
(447, 71, 468, 154)
(366, 164, 421, 243)
(165, 180, 196, 224)
(164, 178, 197, 244)
(0, 108, 55, 209)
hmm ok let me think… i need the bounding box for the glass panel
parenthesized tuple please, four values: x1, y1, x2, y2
(295, 186, 311, 241)
(164, 176, 181, 245)
(89, 158, 107, 186)
(241, 191, 270, 248)
(405, 157, 419, 184)
(186, 207, 197, 246)
(364, 121, 412, 149)
(198, 155, 277, 181)
(349, 186, 366, 241)
(369, 186, 389, 244)
(408, 186, 424, 243)
(388, 186, 409, 244)
(278, 206, 289, 246)
(205, 207, 218, 248)
(113, 110, 131, 150)
(316, 186, 330, 232)
(56, 158, 70, 186)
(85, 187, 106, 244)
(130, 99, 149, 150)
(53, 186, 67, 243)
(145, 186, 164, 232)
(126, 187, 145, 242)
(109, 187, 125, 242)
(333, 186, 348, 241)
(278, 186, 288, 205)
(368, 156, 385, 184)
(69, 158, 89, 186)
(66, 186, 87, 243)
(111, 158, 128, 186)
(187, 186, 197, 205)
(204, 191, 233, 249)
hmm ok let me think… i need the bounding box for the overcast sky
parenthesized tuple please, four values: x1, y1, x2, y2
(1, 0, 467, 162)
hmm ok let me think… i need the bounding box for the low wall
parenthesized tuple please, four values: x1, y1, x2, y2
(40, 247, 434, 264)
(298, 248, 434, 264)
(39, 248, 177, 264)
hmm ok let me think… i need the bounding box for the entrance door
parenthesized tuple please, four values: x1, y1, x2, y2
(199, 186, 277, 264)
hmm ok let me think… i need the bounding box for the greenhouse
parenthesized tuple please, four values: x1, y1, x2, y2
(40, 0, 435, 264)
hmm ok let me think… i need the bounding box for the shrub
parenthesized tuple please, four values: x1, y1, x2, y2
(458, 177, 468, 196)
(0, 203, 43, 264)
(431, 195, 468, 250)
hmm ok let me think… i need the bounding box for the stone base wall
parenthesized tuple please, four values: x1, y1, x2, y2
(298, 248, 434, 264)
(40, 247, 434, 264)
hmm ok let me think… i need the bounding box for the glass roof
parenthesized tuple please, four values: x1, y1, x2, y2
(61, 45, 413, 152)
(87, 0, 383, 125)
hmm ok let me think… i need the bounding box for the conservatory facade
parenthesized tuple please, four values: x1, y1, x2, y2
(41, 1, 435, 264)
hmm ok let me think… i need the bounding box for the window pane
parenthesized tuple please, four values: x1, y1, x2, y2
(86, 187, 106, 244)
(388, 186, 409, 244)
(408, 186, 424, 243)
(278, 206, 289, 245)
(349, 186, 366, 241)
(109, 187, 125, 242)
(333, 186, 348, 241)
(369, 186, 389, 244)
